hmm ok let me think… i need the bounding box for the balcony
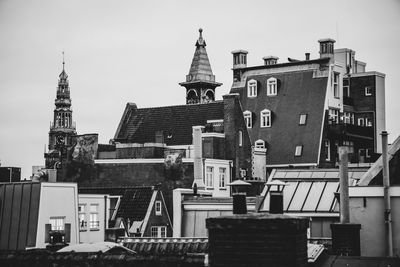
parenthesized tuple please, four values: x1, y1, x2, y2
(327, 123, 373, 140)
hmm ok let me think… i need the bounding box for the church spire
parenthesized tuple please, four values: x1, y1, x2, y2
(180, 28, 222, 104)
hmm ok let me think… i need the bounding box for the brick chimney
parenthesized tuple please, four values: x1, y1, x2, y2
(207, 213, 309, 266)
(263, 56, 279, 66)
(192, 126, 205, 189)
(318, 38, 336, 59)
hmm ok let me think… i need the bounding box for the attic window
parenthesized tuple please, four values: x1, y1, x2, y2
(255, 139, 265, 149)
(267, 77, 277, 96)
(155, 201, 162, 216)
(260, 109, 271, 127)
(295, 145, 303, 156)
(243, 111, 252, 128)
(247, 79, 257, 97)
(299, 114, 307, 125)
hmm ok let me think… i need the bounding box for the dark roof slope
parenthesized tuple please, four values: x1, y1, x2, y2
(231, 70, 328, 165)
(79, 187, 153, 222)
(114, 101, 224, 145)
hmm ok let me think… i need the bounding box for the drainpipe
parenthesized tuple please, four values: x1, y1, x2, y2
(381, 131, 393, 257)
(339, 146, 350, 223)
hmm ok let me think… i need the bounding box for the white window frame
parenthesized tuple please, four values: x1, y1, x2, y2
(260, 109, 271, 127)
(343, 85, 350, 98)
(325, 140, 331, 161)
(89, 204, 99, 230)
(238, 130, 243, 147)
(247, 79, 257, 97)
(155, 200, 162, 216)
(365, 117, 372, 127)
(219, 167, 227, 189)
(205, 166, 214, 188)
(151, 226, 167, 238)
(329, 109, 339, 124)
(333, 72, 340, 98)
(343, 112, 352, 124)
(50, 216, 65, 231)
(255, 139, 265, 149)
(358, 118, 365, 127)
(243, 111, 252, 128)
(299, 114, 307, 125)
(295, 145, 303, 157)
(240, 169, 247, 178)
(365, 86, 372, 96)
(78, 204, 87, 231)
(366, 149, 371, 158)
(267, 77, 277, 96)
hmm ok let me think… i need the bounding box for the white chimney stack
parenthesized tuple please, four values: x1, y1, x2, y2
(192, 126, 205, 189)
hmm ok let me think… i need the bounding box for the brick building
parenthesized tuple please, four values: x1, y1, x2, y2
(230, 39, 385, 170)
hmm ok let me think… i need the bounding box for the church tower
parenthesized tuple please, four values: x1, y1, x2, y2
(180, 28, 222, 104)
(45, 55, 76, 169)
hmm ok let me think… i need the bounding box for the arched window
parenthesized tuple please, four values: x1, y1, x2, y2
(260, 109, 271, 127)
(267, 77, 277, 96)
(243, 111, 252, 128)
(204, 89, 215, 103)
(255, 139, 265, 149)
(187, 89, 198, 104)
(247, 79, 257, 97)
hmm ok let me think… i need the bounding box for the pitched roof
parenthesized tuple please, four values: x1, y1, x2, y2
(78, 186, 153, 222)
(114, 101, 224, 145)
(230, 70, 328, 165)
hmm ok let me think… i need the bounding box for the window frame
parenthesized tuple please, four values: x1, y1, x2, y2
(255, 139, 265, 149)
(267, 77, 277, 96)
(243, 111, 252, 128)
(238, 130, 243, 147)
(365, 117, 372, 127)
(295, 145, 303, 157)
(155, 200, 162, 216)
(247, 79, 257, 98)
(205, 166, 214, 188)
(358, 118, 365, 127)
(78, 204, 87, 231)
(50, 216, 65, 231)
(89, 204, 99, 230)
(260, 109, 271, 128)
(151, 226, 167, 238)
(219, 167, 227, 189)
(325, 140, 331, 161)
(365, 86, 372, 96)
(333, 72, 340, 98)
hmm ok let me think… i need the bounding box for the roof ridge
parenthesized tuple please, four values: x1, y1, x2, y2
(133, 101, 224, 111)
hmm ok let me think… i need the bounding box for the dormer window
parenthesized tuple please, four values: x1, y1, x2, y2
(243, 111, 252, 128)
(267, 77, 277, 96)
(255, 139, 265, 149)
(247, 79, 257, 97)
(260, 109, 271, 127)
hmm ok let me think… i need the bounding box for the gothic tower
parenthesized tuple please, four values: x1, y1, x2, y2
(45, 56, 76, 169)
(180, 28, 222, 104)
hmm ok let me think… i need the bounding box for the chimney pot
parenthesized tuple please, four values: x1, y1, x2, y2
(305, 53, 310, 60)
(263, 56, 279, 66)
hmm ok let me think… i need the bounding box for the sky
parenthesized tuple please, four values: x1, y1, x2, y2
(1, 0, 399, 179)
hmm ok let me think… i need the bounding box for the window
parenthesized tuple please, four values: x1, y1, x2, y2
(343, 140, 354, 154)
(358, 118, 365, 127)
(219, 168, 226, 188)
(151, 226, 167, 238)
(365, 86, 372, 96)
(238, 130, 243, 147)
(365, 117, 372, 127)
(329, 109, 339, 124)
(243, 111, 252, 128)
(366, 149, 371, 158)
(325, 140, 331, 161)
(78, 204, 87, 230)
(247, 79, 257, 97)
(333, 72, 340, 98)
(89, 204, 99, 230)
(155, 201, 162, 216)
(295, 145, 303, 156)
(299, 114, 307, 125)
(260, 109, 271, 127)
(240, 169, 247, 178)
(267, 77, 277, 96)
(205, 166, 214, 188)
(50, 217, 65, 231)
(255, 139, 265, 149)
(343, 79, 350, 97)
(343, 112, 353, 124)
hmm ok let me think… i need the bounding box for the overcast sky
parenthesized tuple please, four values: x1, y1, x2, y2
(1, 0, 399, 179)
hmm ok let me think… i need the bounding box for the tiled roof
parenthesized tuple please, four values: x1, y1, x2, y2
(121, 237, 208, 255)
(78, 186, 153, 222)
(230, 70, 328, 165)
(114, 101, 224, 145)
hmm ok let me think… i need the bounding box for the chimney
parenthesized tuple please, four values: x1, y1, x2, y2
(318, 38, 336, 59)
(192, 126, 205, 189)
(232, 50, 248, 69)
(207, 214, 309, 266)
(305, 53, 310, 61)
(263, 56, 279, 66)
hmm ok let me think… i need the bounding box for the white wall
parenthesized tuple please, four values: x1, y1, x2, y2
(204, 159, 231, 197)
(35, 183, 79, 248)
(78, 194, 108, 243)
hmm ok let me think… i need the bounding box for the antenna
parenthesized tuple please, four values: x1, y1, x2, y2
(62, 51, 65, 70)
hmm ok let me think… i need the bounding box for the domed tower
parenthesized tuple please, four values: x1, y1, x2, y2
(180, 28, 222, 104)
(45, 54, 76, 169)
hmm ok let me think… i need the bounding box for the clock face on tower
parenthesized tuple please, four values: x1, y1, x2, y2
(56, 135, 65, 146)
